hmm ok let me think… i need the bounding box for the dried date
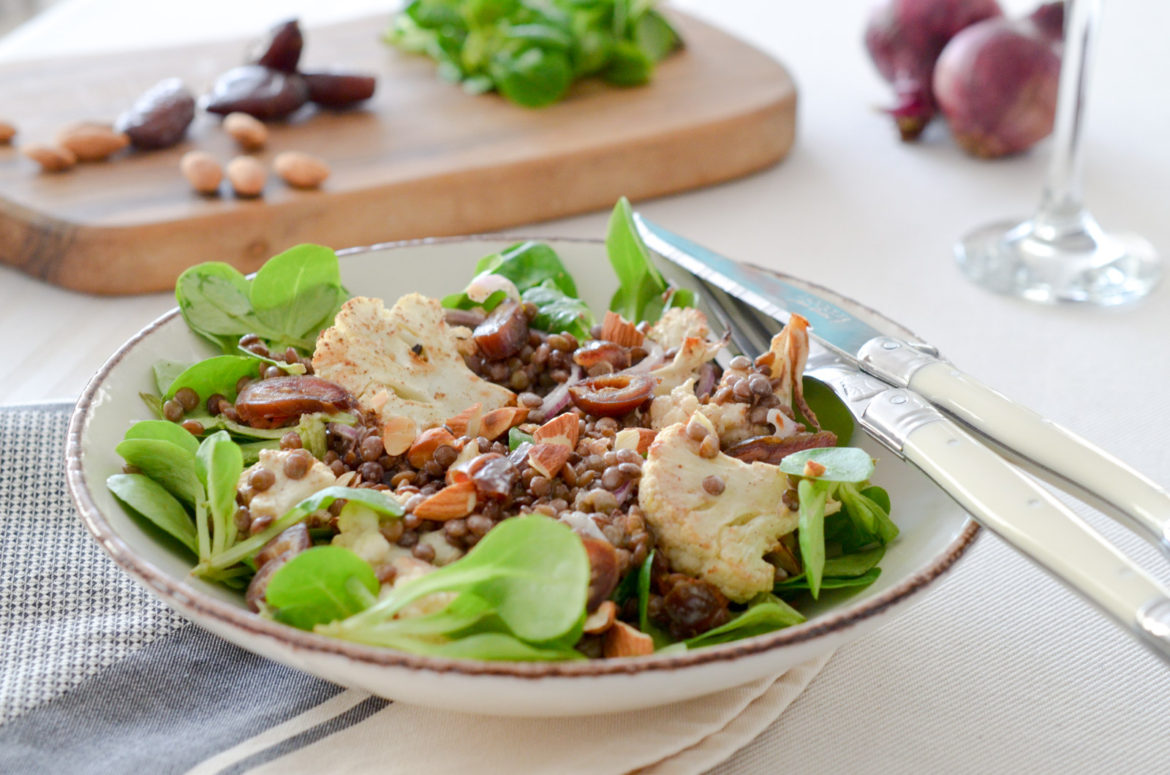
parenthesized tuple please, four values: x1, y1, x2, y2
(250, 19, 303, 72)
(303, 71, 377, 108)
(115, 78, 195, 150)
(204, 65, 309, 121)
(235, 375, 352, 429)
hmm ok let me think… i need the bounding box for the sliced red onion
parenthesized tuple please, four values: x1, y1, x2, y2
(695, 362, 719, 399)
(467, 273, 520, 304)
(326, 421, 360, 452)
(532, 366, 583, 422)
(625, 340, 665, 374)
(612, 480, 636, 507)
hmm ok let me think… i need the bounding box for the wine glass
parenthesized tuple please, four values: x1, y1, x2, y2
(954, 0, 1161, 305)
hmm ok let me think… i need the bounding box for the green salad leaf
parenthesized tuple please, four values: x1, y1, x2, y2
(195, 431, 244, 556)
(106, 473, 198, 554)
(162, 355, 261, 403)
(522, 281, 593, 340)
(267, 546, 380, 630)
(605, 197, 691, 323)
(175, 244, 346, 355)
(386, 0, 681, 108)
(114, 437, 203, 509)
(444, 241, 594, 337)
(322, 515, 589, 659)
(204, 486, 403, 572)
(780, 447, 884, 599)
(123, 419, 199, 456)
(684, 595, 805, 649)
(801, 377, 855, 444)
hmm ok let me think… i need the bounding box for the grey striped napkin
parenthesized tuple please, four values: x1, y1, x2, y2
(0, 404, 386, 774)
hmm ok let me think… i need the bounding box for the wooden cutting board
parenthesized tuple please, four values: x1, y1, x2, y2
(0, 11, 795, 295)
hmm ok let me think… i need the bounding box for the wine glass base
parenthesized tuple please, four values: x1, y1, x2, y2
(955, 216, 1162, 306)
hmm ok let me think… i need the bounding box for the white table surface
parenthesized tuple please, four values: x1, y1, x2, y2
(3, 0, 1170, 771)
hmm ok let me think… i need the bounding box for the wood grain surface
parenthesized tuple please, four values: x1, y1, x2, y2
(0, 11, 796, 295)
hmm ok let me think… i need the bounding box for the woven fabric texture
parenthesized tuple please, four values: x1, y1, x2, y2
(0, 405, 186, 723)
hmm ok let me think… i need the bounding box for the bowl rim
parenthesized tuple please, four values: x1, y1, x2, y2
(65, 234, 979, 679)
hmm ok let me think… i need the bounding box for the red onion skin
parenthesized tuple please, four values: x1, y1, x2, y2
(933, 4, 1063, 158)
(865, 0, 1004, 140)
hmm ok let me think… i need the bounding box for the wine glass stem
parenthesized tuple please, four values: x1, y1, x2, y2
(1038, 0, 1101, 231)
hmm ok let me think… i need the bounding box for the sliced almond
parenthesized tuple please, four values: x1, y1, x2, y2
(412, 480, 476, 520)
(802, 460, 827, 478)
(534, 413, 579, 449)
(601, 311, 644, 348)
(407, 427, 458, 469)
(614, 427, 657, 455)
(603, 620, 654, 658)
(583, 600, 618, 635)
(480, 406, 529, 441)
(446, 402, 483, 438)
(381, 415, 418, 456)
(528, 442, 572, 479)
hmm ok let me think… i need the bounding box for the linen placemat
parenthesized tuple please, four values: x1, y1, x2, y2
(0, 403, 831, 775)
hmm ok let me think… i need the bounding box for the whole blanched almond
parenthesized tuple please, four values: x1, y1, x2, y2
(22, 143, 76, 172)
(223, 111, 268, 151)
(57, 122, 129, 162)
(180, 150, 223, 194)
(0, 121, 16, 143)
(274, 150, 330, 189)
(226, 155, 266, 197)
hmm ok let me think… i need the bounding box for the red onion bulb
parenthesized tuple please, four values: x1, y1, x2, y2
(865, 0, 1004, 141)
(933, 3, 1064, 158)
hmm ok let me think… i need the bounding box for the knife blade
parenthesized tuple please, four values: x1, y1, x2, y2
(634, 213, 1170, 560)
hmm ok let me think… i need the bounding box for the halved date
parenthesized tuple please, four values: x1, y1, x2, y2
(115, 78, 195, 150)
(235, 375, 352, 429)
(250, 19, 303, 72)
(582, 537, 620, 612)
(569, 374, 654, 417)
(726, 431, 837, 465)
(205, 65, 309, 121)
(303, 70, 377, 108)
(473, 301, 528, 361)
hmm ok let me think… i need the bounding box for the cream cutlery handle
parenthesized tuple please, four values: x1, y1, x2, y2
(899, 415, 1170, 662)
(861, 338, 1170, 557)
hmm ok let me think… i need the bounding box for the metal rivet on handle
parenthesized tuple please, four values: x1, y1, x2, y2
(890, 395, 907, 405)
(882, 341, 899, 350)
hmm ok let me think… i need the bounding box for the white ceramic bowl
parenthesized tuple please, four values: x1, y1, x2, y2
(66, 237, 978, 717)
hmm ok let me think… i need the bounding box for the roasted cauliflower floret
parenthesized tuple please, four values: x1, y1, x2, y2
(638, 415, 798, 603)
(312, 294, 515, 453)
(757, 313, 816, 427)
(649, 336, 723, 396)
(647, 307, 711, 351)
(649, 379, 759, 446)
(242, 449, 337, 522)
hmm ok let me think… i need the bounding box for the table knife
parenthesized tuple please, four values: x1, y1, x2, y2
(633, 213, 1170, 664)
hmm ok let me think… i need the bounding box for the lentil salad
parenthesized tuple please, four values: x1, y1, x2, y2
(107, 199, 899, 661)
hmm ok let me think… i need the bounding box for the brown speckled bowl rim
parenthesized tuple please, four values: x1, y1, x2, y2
(65, 234, 979, 679)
